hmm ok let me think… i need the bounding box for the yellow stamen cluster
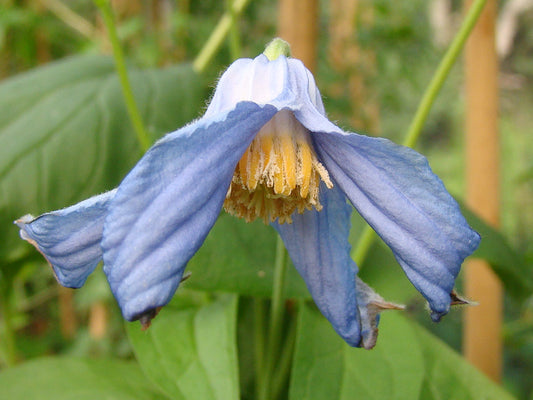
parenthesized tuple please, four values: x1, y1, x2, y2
(224, 110, 333, 224)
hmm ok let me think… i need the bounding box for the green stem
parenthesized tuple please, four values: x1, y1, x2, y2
(351, 226, 376, 266)
(270, 237, 288, 339)
(253, 298, 266, 398)
(351, 0, 488, 265)
(192, 0, 251, 74)
(271, 309, 297, 399)
(94, 0, 151, 152)
(404, 0, 488, 148)
(0, 277, 17, 366)
(225, 0, 242, 60)
(258, 236, 288, 400)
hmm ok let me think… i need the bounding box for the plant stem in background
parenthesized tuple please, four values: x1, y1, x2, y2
(225, 0, 242, 61)
(258, 236, 288, 400)
(94, 0, 151, 152)
(351, 0, 489, 266)
(351, 226, 376, 266)
(403, 0, 488, 148)
(253, 298, 266, 397)
(41, 0, 97, 39)
(271, 310, 297, 399)
(0, 277, 17, 367)
(192, 0, 251, 74)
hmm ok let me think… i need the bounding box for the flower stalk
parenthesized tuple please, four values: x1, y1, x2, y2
(263, 38, 291, 60)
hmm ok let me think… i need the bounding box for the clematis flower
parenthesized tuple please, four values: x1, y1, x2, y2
(15, 39, 480, 349)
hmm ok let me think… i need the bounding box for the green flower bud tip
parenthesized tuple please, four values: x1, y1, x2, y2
(263, 38, 292, 61)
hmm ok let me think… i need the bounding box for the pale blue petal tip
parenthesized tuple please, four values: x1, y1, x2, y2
(431, 310, 444, 323)
(14, 191, 114, 288)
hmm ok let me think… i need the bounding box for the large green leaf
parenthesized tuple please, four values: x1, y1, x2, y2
(0, 55, 205, 263)
(0, 357, 167, 400)
(413, 323, 514, 400)
(290, 304, 516, 400)
(126, 292, 240, 400)
(184, 213, 309, 298)
(289, 303, 425, 400)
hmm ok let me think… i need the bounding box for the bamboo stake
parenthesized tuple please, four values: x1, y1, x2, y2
(328, 0, 380, 133)
(277, 0, 318, 72)
(58, 287, 77, 339)
(463, 0, 502, 382)
(89, 301, 108, 339)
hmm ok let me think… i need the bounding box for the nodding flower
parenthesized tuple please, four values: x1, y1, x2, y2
(16, 39, 480, 349)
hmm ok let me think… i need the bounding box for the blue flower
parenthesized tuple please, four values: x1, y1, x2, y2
(15, 47, 480, 349)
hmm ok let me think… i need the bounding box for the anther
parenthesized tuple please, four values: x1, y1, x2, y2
(224, 110, 332, 224)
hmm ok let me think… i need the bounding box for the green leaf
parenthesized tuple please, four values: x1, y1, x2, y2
(126, 292, 240, 400)
(290, 303, 425, 400)
(0, 55, 205, 263)
(184, 213, 309, 298)
(290, 305, 516, 400)
(461, 206, 533, 301)
(413, 319, 515, 400)
(0, 357, 167, 400)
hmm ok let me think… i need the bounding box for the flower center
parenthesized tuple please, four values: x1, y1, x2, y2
(224, 110, 333, 224)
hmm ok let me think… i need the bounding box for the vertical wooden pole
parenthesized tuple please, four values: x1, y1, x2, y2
(328, 0, 379, 133)
(58, 287, 77, 339)
(89, 301, 108, 339)
(277, 0, 318, 72)
(463, 0, 502, 382)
